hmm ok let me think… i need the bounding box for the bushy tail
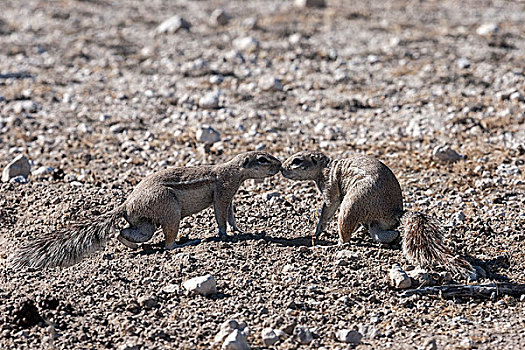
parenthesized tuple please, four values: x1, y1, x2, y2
(400, 211, 474, 277)
(11, 206, 125, 269)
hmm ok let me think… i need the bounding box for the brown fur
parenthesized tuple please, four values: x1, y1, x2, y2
(281, 151, 473, 276)
(11, 152, 281, 269)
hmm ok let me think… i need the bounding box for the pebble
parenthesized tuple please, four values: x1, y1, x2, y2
(137, 296, 157, 310)
(2, 154, 31, 182)
(198, 91, 220, 109)
(460, 337, 474, 349)
(13, 100, 38, 114)
(406, 267, 434, 286)
(389, 264, 412, 289)
(289, 33, 302, 45)
(156, 15, 191, 34)
(334, 250, 359, 260)
(161, 284, 179, 294)
(293, 326, 313, 345)
(210, 75, 224, 84)
(260, 328, 286, 346)
(233, 37, 259, 52)
(210, 9, 229, 26)
(110, 124, 125, 133)
(476, 23, 498, 36)
(295, 0, 326, 8)
(182, 274, 217, 296)
(510, 92, 524, 103)
(214, 320, 240, 344)
(196, 126, 221, 145)
(258, 76, 283, 91)
(241, 17, 258, 30)
(456, 58, 470, 69)
(335, 329, 362, 344)
(261, 328, 279, 346)
(214, 320, 250, 349)
(432, 145, 462, 162)
(222, 329, 249, 350)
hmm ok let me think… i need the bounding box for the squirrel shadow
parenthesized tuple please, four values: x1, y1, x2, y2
(128, 230, 394, 256)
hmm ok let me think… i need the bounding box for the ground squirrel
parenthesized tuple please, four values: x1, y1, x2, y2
(12, 151, 281, 269)
(281, 151, 473, 275)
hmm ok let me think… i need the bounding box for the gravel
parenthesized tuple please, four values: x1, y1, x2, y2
(1, 0, 524, 349)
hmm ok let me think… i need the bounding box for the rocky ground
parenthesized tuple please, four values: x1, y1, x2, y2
(1, 0, 525, 349)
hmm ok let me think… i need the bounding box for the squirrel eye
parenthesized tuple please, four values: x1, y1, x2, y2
(291, 158, 303, 166)
(257, 156, 270, 164)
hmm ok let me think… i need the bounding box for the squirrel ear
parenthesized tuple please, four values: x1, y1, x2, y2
(315, 153, 329, 166)
(242, 157, 251, 168)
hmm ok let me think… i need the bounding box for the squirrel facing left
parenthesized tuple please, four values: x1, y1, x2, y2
(281, 151, 473, 277)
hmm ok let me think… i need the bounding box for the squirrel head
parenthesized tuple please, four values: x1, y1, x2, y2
(233, 151, 282, 179)
(281, 151, 330, 181)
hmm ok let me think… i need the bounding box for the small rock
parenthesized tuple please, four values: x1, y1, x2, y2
(210, 75, 224, 84)
(241, 17, 258, 30)
(198, 91, 220, 109)
(222, 329, 249, 350)
(110, 124, 125, 133)
(260, 328, 284, 346)
(335, 329, 362, 344)
(261, 328, 279, 346)
(137, 296, 157, 310)
(334, 250, 359, 259)
(476, 23, 498, 36)
(281, 264, 295, 273)
(456, 58, 470, 69)
(64, 174, 77, 183)
(156, 15, 191, 34)
(289, 33, 302, 45)
(432, 145, 462, 163)
(258, 76, 283, 91)
(210, 9, 229, 26)
(459, 337, 474, 349)
(293, 326, 313, 345)
(389, 264, 412, 289)
(520, 294, 525, 302)
(196, 126, 221, 145)
(13, 100, 38, 114)
(182, 274, 217, 296)
(510, 92, 524, 103)
(233, 37, 259, 52)
(162, 284, 179, 294)
(2, 154, 31, 182)
(214, 320, 240, 344)
(295, 0, 326, 8)
(407, 267, 435, 286)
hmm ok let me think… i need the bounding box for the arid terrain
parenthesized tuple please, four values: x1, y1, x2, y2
(1, 0, 524, 349)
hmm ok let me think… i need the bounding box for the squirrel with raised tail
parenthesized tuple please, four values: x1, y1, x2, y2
(281, 151, 473, 277)
(11, 151, 282, 269)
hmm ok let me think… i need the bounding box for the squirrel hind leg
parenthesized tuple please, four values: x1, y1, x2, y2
(337, 195, 363, 243)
